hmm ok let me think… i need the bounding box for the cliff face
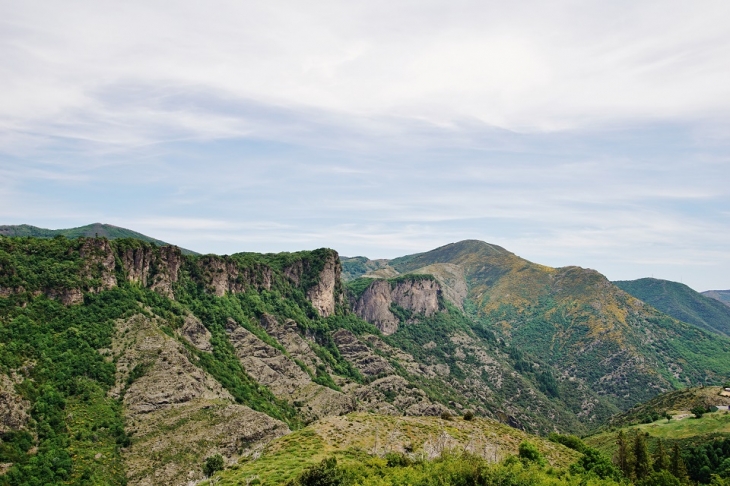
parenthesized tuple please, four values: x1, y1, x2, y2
(119, 244, 182, 298)
(197, 256, 273, 297)
(353, 277, 441, 335)
(305, 252, 341, 317)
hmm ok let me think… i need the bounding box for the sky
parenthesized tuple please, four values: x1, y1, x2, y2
(1, 1, 729, 291)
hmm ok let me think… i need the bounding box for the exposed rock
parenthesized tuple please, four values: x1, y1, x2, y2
(391, 278, 440, 317)
(111, 315, 230, 413)
(178, 314, 212, 352)
(353, 280, 399, 335)
(227, 320, 354, 421)
(260, 315, 322, 371)
(306, 253, 340, 317)
(0, 373, 29, 434)
(411, 263, 468, 310)
(109, 314, 289, 486)
(332, 329, 394, 377)
(80, 238, 117, 291)
(353, 277, 441, 335)
(119, 245, 182, 298)
(45, 287, 84, 305)
(283, 260, 303, 286)
(197, 256, 272, 297)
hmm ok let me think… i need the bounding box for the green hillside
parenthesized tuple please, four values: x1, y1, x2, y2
(0, 223, 198, 255)
(704, 290, 730, 308)
(585, 387, 730, 484)
(387, 241, 730, 411)
(615, 278, 730, 337)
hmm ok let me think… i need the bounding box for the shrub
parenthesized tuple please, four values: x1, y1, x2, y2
(463, 410, 475, 421)
(518, 441, 545, 466)
(440, 411, 453, 421)
(203, 454, 224, 477)
(691, 406, 706, 419)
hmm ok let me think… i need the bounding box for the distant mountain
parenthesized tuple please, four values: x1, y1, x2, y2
(703, 289, 730, 308)
(0, 223, 199, 255)
(349, 240, 730, 413)
(614, 278, 730, 337)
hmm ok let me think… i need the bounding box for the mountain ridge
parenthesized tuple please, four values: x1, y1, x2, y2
(0, 222, 199, 255)
(614, 277, 730, 337)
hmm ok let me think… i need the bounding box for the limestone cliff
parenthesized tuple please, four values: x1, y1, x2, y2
(353, 277, 442, 334)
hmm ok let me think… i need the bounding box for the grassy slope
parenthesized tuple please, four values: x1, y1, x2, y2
(211, 413, 581, 485)
(615, 278, 730, 337)
(0, 223, 199, 255)
(586, 386, 730, 456)
(389, 241, 730, 412)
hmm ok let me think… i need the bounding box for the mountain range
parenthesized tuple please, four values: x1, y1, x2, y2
(1, 225, 729, 485)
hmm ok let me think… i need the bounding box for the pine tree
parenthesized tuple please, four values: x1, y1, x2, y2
(670, 443, 689, 483)
(653, 439, 670, 472)
(615, 430, 632, 478)
(634, 431, 652, 480)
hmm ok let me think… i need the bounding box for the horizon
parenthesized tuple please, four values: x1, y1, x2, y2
(1, 1, 729, 291)
(1, 221, 724, 293)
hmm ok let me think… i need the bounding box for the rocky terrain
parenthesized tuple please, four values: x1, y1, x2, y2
(1, 234, 730, 485)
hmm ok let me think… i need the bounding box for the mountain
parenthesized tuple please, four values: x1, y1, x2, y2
(0, 223, 199, 255)
(703, 290, 730, 308)
(614, 278, 730, 337)
(349, 241, 730, 411)
(2, 235, 730, 485)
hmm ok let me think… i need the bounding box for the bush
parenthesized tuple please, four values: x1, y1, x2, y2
(463, 410, 475, 421)
(203, 454, 224, 477)
(548, 433, 586, 453)
(691, 406, 706, 419)
(440, 411, 453, 421)
(518, 441, 546, 466)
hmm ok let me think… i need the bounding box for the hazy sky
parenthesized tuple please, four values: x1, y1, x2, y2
(1, 1, 729, 291)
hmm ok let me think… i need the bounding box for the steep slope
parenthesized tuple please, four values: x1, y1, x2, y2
(384, 241, 730, 411)
(614, 278, 730, 337)
(0, 223, 198, 255)
(704, 290, 730, 308)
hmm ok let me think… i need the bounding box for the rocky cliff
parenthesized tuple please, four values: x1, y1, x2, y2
(353, 276, 441, 334)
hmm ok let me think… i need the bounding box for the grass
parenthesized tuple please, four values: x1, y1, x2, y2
(209, 413, 580, 485)
(585, 410, 730, 457)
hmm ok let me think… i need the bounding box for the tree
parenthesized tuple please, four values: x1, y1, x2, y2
(570, 447, 622, 481)
(203, 454, 224, 477)
(692, 406, 706, 419)
(634, 431, 652, 480)
(615, 430, 632, 478)
(654, 440, 670, 472)
(518, 441, 546, 466)
(670, 443, 689, 483)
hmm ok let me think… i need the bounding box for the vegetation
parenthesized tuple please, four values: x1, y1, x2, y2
(615, 278, 730, 337)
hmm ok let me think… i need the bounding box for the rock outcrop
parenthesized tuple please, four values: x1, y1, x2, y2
(0, 373, 29, 434)
(353, 277, 442, 334)
(306, 253, 341, 317)
(80, 238, 118, 291)
(119, 244, 182, 298)
(109, 314, 288, 486)
(227, 318, 354, 421)
(197, 256, 272, 297)
(178, 314, 213, 352)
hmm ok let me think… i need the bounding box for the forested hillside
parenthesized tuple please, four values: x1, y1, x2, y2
(615, 278, 730, 337)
